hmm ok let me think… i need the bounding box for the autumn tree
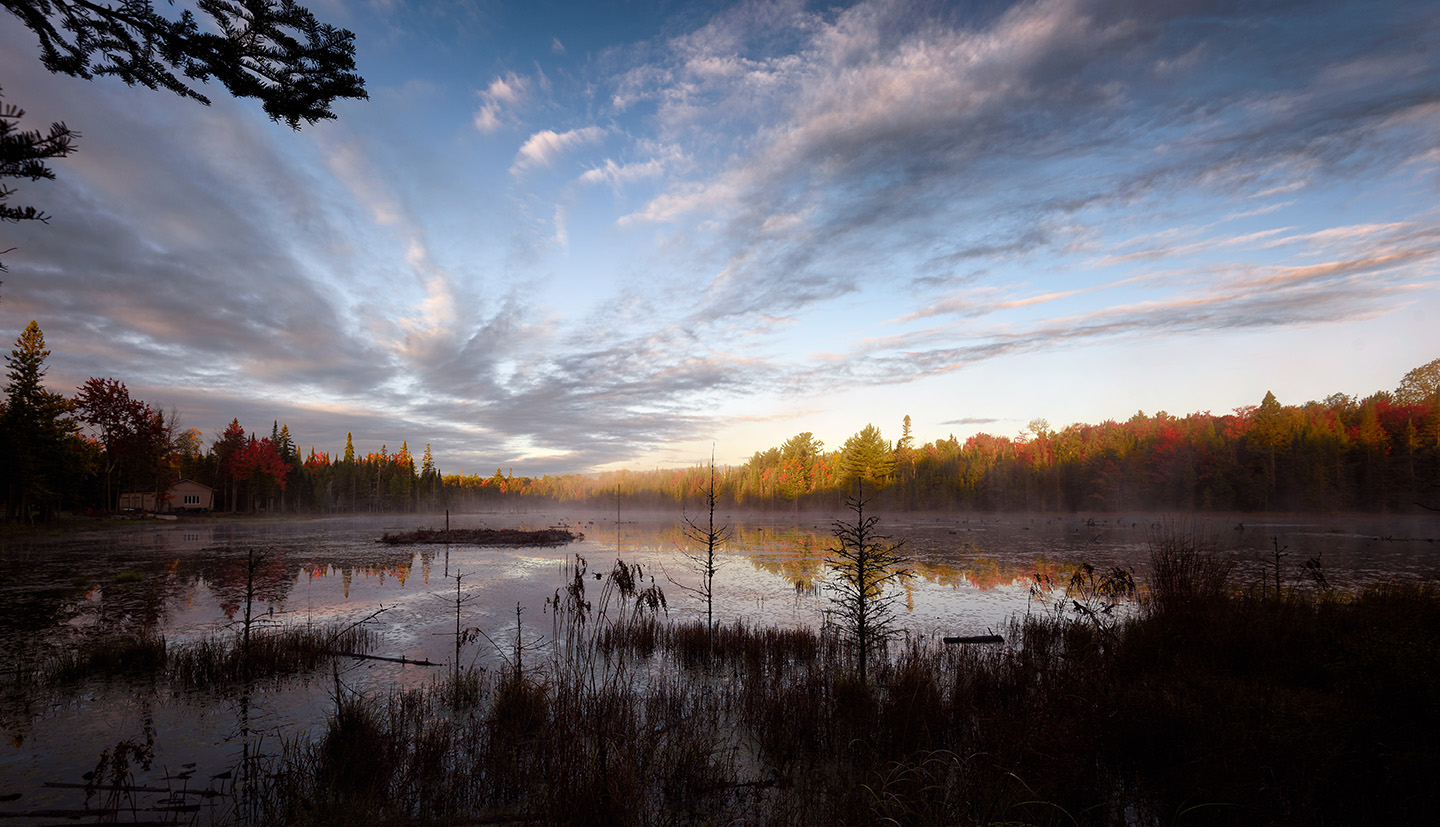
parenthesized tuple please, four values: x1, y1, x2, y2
(231, 435, 288, 512)
(73, 377, 162, 510)
(175, 427, 203, 461)
(1397, 357, 1440, 405)
(1249, 391, 1288, 509)
(1354, 398, 1391, 508)
(778, 431, 823, 502)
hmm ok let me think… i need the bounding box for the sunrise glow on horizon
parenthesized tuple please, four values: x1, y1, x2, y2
(2, 0, 1436, 476)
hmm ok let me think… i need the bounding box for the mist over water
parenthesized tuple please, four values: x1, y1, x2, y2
(2, 509, 1436, 809)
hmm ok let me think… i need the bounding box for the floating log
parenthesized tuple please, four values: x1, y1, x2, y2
(943, 634, 1004, 645)
(379, 527, 581, 547)
(331, 650, 441, 667)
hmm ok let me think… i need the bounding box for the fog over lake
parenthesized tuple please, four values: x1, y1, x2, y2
(2, 510, 1436, 812)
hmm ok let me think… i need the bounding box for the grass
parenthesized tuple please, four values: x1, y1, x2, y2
(36, 621, 378, 690)
(19, 535, 1440, 825)
(229, 537, 1440, 826)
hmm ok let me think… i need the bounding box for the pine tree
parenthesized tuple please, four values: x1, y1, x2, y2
(420, 443, 438, 511)
(1, 89, 78, 272)
(4, 0, 366, 128)
(2, 321, 79, 521)
(212, 418, 246, 511)
(840, 423, 895, 484)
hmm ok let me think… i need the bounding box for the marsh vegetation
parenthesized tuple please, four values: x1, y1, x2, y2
(2, 514, 1437, 825)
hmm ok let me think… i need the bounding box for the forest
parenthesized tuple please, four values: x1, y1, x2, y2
(3, 320, 1438, 520)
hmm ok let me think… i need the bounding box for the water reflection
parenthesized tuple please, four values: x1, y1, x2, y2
(5, 512, 1438, 659)
(2, 509, 1437, 812)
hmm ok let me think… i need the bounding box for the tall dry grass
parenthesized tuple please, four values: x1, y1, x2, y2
(33, 536, 1440, 825)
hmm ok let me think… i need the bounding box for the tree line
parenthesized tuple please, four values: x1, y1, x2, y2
(3, 319, 1438, 520)
(0, 321, 443, 519)
(448, 362, 1440, 514)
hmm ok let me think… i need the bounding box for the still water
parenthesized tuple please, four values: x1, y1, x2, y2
(1, 509, 1436, 812)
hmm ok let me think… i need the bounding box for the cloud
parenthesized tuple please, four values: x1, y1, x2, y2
(5, 1, 1437, 477)
(941, 417, 1003, 427)
(602, 0, 1440, 325)
(553, 204, 568, 247)
(810, 261, 1433, 392)
(577, 156, 668, 187)
(474, 72, 531, 134)
(511, 126, 606, 173)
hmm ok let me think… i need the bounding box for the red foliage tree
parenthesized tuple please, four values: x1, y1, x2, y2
(231, 436, 289, 512)
(73, 377, 166, 510)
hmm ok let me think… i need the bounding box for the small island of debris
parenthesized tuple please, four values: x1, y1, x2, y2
(379, 527, 582, 547)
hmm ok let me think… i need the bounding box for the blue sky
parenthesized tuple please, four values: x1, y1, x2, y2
(1, 0, 1437, 475)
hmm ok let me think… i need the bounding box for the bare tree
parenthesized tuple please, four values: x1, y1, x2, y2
(670, 450, 732, 646)
(827, 481, 909, 684)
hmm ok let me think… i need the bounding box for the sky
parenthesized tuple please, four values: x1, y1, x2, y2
(1, 0, 1437, 476)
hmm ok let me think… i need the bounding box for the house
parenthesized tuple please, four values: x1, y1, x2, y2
(118, 479, 214, 513)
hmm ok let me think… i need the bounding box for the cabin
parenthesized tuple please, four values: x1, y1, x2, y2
(118, 479, 214, 513)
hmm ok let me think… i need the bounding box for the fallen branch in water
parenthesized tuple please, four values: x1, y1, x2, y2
(331, 651, 441, 666)
(943, 634, 1005, 645)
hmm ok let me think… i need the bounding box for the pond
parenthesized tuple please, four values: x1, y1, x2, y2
(1, 508, 1436, 817)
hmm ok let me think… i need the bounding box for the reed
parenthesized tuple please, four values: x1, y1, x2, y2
(48, 541, 1440, 825)
(37, 621, 378, 690)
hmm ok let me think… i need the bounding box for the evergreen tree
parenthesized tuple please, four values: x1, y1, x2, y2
(1, 321, 79, 520)
(3, 0, 366, 128)
(840, 424, 894, 485)
(0, 88, 78, 272)
(211, 418, 247, 511)
(420, 442, 440, 511)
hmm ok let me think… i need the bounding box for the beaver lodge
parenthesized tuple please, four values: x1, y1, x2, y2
(378, 527, 581, 547)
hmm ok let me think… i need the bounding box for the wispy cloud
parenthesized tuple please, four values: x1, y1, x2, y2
(474, 72, 531, 134)
(3, 1, 1436, 475)
(577, 156, 668, 187)
(603, 0, 1440, 325)
(511, 126, 606, 173)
